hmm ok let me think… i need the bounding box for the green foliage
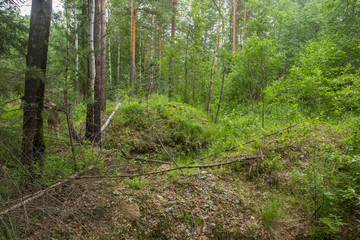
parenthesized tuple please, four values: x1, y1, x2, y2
(310, 214, 345, 240)
(267, 36, 360, 116)
(260, 193, 285, 227)
(228, 35, 282, 104)
(122, 177, 147, 190)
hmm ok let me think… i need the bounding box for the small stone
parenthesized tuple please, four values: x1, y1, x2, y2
(201, 171, 207, 175)
(159, 164, 170, 170)
(199, 175, 207, 180)
(118, 201, 141, 221)
(201, 204, 210, 210)
(165, 207, 173, 212)
(199, 236, 209, 240)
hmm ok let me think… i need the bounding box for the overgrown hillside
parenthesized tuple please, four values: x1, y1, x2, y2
(1, 97, 359, 239)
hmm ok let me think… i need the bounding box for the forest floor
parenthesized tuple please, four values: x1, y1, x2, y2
(2, 99, 360, 239)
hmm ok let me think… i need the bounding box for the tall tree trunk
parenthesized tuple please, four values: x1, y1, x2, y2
(143, 33, 146, 86)
(108, 28, 112, 84)
(149, 15, 154, 97)
(93, 0, 101, 146)
(157, 24, 162, 93)
(80, 0, 88, 98)
(74, 8, 79, 92)
(192, 59, 197, 103)
(232, 0, 236, 54)
(129, 0, 136, 95)
(100, 0, 106, 110)
(116, 35, 120, 84)
(22, 0, 52, 169)
(207, 18, 220, 115)
(184, 29, 190, 103)
(242, 1, 247, 48)
(85, 0, 95, 141)
(139, 32, 142, 84)
(215, 66, 226, 123)
(168, 0, 177, 99)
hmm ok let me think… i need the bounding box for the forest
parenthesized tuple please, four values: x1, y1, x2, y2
(0, 0, 360, 239)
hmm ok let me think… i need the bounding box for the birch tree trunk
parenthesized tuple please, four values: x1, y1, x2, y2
(243, 0, 247, 48)
(108, 30, 112, 84)
(192, 59, 197, 103)
(233, 0, 236, 53)
(168, 0, 177, 99)
(74, 8, 79, 91)
(85, 0, 95, 141)
(116, 35, 120, 84)
(184, 29, 190, 103)
(129, 0, 136, 95)
(149, 15, 154, 97)
(100, 0, 106, 110)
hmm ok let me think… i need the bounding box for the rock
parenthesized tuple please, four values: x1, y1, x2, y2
(199, 236, 209, 240)
(201, 171, 207, 175)
(201, 204, 210, 210)
(199, 175, 207, 180)
(165, 207, 173, 212)
(159, 164, 170, 171)
(118, 201, 141, 221)
(156, 194, 167, 203)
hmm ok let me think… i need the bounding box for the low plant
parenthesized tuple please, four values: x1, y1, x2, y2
(260, 193, 285, 227)
(122, 177, 147, 190)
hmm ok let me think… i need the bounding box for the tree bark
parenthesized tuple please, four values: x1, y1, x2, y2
(168, 0, 177, 99)
(100, 0, 106, 110)
(242, 1, 247, 48)
(93, 0, 101, 146)
(116, 35, 120, 84)
(184, 29, 190, 103)
(22, 0, 52, 168)
(74, 8, 79, 92)
(108, 26, 112, 84)
(149, 15, 154, 97)
(129, 0, 136, 95)
(232, 0, 236, 54)
(192, 59, 197, 103)
(85, 0, 95, 141)
(215, 66, 226, 123)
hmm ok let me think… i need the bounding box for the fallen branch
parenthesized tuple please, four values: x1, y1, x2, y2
(101, 102, 121, 133)
(79, 155, 260, 179)
(0, 156, 260, 215)
(0, 175, 77, 216)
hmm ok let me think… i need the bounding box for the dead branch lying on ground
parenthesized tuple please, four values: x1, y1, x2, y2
(0, 156, 260, 216)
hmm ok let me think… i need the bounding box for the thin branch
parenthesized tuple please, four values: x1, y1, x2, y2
(0, 156, 260, 215)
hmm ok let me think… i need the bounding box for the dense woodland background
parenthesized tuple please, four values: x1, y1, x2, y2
(0, 0, 360, 239)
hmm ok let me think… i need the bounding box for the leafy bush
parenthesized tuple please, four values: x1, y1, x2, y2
(266, 36, 360, 116)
